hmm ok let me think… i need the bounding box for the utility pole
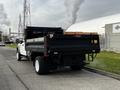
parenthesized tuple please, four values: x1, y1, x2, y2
(23, 0, 31, 38)
(18, 14, 22, 38)
(23, 0, 27, 31)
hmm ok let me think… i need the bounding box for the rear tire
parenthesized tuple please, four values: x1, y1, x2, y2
(16, 51, 22, 61)
(71, 64, 84, 70)
(71, 55, 85, 70)
(35, 56, 49, 75)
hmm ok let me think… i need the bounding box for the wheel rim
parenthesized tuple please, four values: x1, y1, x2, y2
(16, 52, 19, 60)
(35, 59, 39, 72)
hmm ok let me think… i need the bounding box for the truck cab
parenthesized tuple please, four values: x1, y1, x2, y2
(16, 39, 27, 61)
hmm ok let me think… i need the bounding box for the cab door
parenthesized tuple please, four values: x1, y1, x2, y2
(18, 42, 27, 56)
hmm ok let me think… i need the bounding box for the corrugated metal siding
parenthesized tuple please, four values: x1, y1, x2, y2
(105, 23, 120, 52)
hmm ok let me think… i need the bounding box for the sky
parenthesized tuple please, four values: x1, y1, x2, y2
(1, 0, 120, 34)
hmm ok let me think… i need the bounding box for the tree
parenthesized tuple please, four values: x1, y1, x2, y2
(0, 31, 2, 41)
(3, 35, 9, 42)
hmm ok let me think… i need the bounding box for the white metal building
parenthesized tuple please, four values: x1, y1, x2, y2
(105, 22, 120, 52)
(66, 14, 120, 34)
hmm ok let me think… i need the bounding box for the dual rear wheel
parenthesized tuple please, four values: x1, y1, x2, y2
(17, 53, 84, 74)
(34, 56, 85, 74)
(35, 56, 49, 74)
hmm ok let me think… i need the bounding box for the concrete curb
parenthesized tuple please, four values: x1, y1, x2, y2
(84, 67, 120, 81)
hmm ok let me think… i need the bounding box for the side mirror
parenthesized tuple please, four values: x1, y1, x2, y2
(16, 39, 23, 44)
(20, 40, 23, 44)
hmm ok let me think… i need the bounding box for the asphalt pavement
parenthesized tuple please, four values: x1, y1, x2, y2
(0, 47, 120, 90)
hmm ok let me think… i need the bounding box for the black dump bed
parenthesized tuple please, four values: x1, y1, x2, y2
(25, 26, 100, 54)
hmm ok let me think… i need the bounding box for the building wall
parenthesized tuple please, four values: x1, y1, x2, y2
(99, 34, 105, 50)
(105, 23, 120, 52)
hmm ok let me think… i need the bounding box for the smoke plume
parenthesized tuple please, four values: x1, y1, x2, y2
(64, 0, 85, 28)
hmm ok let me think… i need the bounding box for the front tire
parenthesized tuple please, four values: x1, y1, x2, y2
(35, 56, 49, 75)
(16, 51, 22, 61)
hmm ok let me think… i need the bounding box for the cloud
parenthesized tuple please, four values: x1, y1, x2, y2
(0, 0, 23, 33)
(77, 0, 120, 22)
(31, 0, 65, 27)
(0, 0, 65, 32)
(1, 0, 120, 33)
(0, 4, 10, 25)
(0, 3, 10, 35)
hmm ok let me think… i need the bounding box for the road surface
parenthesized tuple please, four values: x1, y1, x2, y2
(0, 47, 120, 90)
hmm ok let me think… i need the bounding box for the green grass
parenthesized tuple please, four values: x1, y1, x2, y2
(87, 51, 120, 75)
(6, 44, 17, 48)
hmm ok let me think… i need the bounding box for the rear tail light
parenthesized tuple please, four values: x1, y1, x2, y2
(91, 40, 98, 44)
(94, 40, 98, 44)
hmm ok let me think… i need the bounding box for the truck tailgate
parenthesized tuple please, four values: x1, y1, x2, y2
(48, 34, 100, 53)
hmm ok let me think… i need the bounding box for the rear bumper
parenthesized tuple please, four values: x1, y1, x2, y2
(49, 46, 100, 54)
